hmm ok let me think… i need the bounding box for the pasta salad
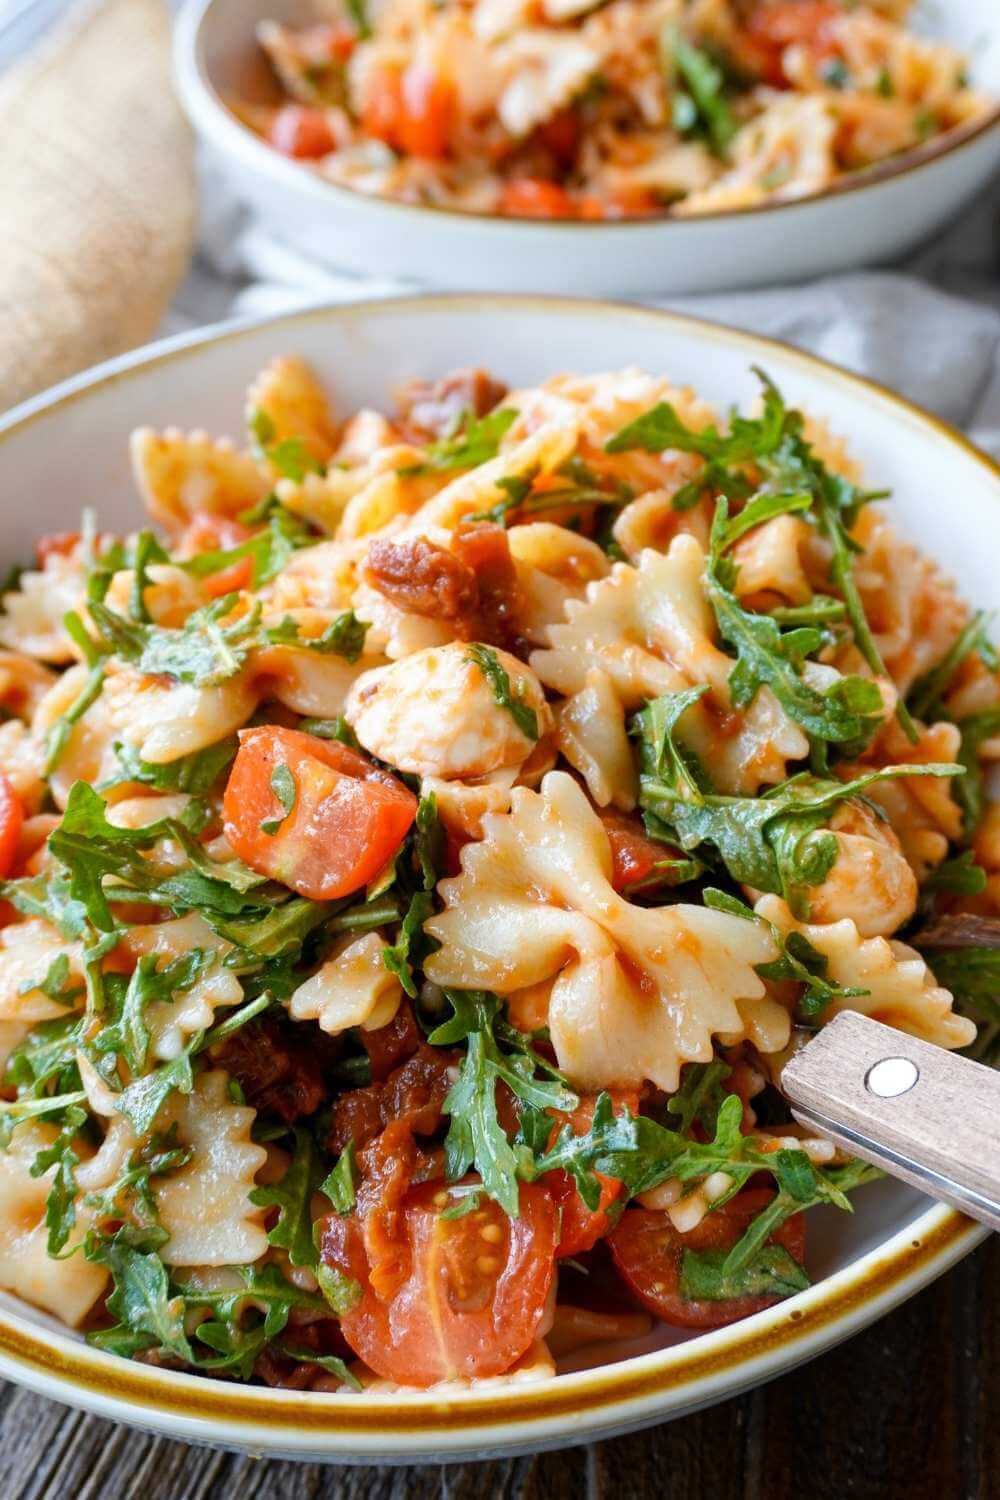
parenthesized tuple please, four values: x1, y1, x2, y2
(0, 355, 994, 1393)
(236, 0, 993, 219)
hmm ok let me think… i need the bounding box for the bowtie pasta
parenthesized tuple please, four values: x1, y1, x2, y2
(233, 0, 992, 220)
(0, 352, 992, 1392)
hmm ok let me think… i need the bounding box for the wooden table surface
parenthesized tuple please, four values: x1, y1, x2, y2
(0, 1236, 993, 1500)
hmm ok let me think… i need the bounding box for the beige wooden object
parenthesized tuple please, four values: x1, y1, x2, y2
(0, 0, 197, 411)
(783, 1011, 1000, 1232)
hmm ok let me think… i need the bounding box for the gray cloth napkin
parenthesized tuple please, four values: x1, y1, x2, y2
(173, 161, 1000, 457)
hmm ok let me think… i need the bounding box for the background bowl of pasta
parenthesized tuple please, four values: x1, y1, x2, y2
(0, 295, 996, 1462)
(174, 0, 1000, 295)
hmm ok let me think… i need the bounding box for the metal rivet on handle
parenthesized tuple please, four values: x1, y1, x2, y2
(865, 1057, 919, 1098)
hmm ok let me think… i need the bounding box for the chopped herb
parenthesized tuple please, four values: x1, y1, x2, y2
(400, 407, 518, 476)
(466, 642, 539, 741)
(264, 610, 368, 663)
(667, 30, 737, 157)
(680, 1241, 809, 1301)
(260, 762, 297, 836)
(89, 593, 262, 687)
(429, 991, 575, 1216)
(319, 1141, 357, 1215)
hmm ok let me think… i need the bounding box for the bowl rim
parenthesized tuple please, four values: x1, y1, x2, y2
(173, 0, 1000, 234)
(0, 294, 995, 1455)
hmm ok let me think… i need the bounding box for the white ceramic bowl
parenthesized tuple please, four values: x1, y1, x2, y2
(173, 0, 1000, 296)
(0, 297, 994, 1462)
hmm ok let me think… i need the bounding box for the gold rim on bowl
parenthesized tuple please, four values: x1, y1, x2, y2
(0, 295, 995, 1453)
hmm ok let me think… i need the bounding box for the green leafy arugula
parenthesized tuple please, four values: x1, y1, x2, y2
(250, 407, 325, 483)
(428, 991, 575, 1216)
(666, 29, 738, 158)
(89, 592, 262, 686)
(400, 407, 518, 476)
(635, 686, 959, 917)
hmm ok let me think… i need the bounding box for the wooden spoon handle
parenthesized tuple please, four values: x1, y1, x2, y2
(781, 1011, 1000, 1232)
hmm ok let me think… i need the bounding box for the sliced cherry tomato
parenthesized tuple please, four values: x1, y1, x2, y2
(267, 104, 338, 159)
(177, 511, 254, 598)
(223, 726, 417, 901)
(36, 532, 81, 566)
(744, 2, 842, 86)
(599, 811, 684, 895)
(0, 774, 24, 880)
(500, 178, 575, 219)
(321, 1178, 558, 1385)
(609, 1190, 807, 1329)
(547, 1091, 640, 1258)
(361, 64, 455, 159)
(297, 21, 358, 64)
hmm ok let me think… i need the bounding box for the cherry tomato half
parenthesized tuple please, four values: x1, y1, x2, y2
(609, 1190, 807, 1329)
(223, 725, 416, 901)
(321, 1179, 558, 1385)
(547, 1091, 640, 1258)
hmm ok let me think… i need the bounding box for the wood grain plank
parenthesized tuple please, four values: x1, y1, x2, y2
(0, 1243, 991, 1500)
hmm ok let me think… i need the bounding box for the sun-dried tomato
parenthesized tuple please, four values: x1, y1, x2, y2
(396, 368, 509, 439)
(215, 1013, 335, 1125)
(364, 536, 477, 620)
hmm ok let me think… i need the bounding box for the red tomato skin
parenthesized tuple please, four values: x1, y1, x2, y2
(267, 104, 338, 159)
(547, 1091, 640, 1258)
(362, 65, 455, 159)
(321, 1179, 558, 1386)
(178, 512, 254, 597)
(744, 2, 842, 86)
(0, 775, 24, 880)
(500, 179, 576, 219)
(609, 1191, 807, 1330)
(222, 726, 417, 901)
(36, 532, 81, 566)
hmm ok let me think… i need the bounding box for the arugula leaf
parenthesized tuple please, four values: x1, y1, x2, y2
(45, 611, 105, 773)
(667, 30, 738, 157)
(250, 1126, 323, 1268)
(680, 1241, 809, 1302)
(907, 611, 996, 722)
(952, 708, 1000, 839)
(382, 889, 434, 999)
(922, 851, 987, 897)
(666, 1060, 732, 1135)
(264, 610, 369, 663)
(93, 951, 212, 1077)
(280, 1344, 361, 1389)
(86, 1233, 194, 1363)
(707, 499, 885, 745)
(88, 593, 261, 686)
(176, 1261, 344, 1377)
(703, 888, 868, 1020)
(720, 1158, 880, 1280)
(400, 407, 518, 476)
(344, 0, 371, 38)
(118, 1050, 195, 1136)
(260, 762, 297, 837)
(250, 407, 325, 483)
(0, 871, 89, 939)
(47, 781, 267, 932)
(29, 1103, 87, 1255)
(415, 793, 444, 891)
(606, 366, 786, 464)
(319, 1140, 357, 1215)
(638, 711, 959, 917)
(98, 736, 237, 795)
(129, 531, 171, 622)
(429, 991, 575, 1216)
(466, 642, 539, 741)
